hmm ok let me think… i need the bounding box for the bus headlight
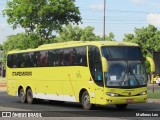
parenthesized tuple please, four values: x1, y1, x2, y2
(106, 92, 118, 97)
(139, 91, 147, 95)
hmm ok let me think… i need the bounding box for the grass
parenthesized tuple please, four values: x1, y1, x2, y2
(147, 90, 160, 99)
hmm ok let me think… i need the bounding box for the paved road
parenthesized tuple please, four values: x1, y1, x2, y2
(1, 92, 160, 120)
(0, 91, 160, 111)
(0, 92, 160, 112)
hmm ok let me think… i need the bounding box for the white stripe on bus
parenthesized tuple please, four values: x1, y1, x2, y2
(33, 93, 76, 102)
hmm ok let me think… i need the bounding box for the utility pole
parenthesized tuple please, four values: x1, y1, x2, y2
(103, 0, 106, 41)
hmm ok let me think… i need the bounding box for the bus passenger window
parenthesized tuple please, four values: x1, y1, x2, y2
(72, 47, 87, 66)
(69, 49, 73, 65)
(7, 55, 12, 68)
(38, 51, 48, 67)
(12, 54, 18, 68)
(63, 48, 70, 66)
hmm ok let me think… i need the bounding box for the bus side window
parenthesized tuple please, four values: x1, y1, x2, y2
(48, 50, 54, 66)
(12, 54, 18, 68)
(18, 54, 25, 67)
(23, 53, 30, 67)
(88, 46, 103, 87)
(72, 48, 78, 65)
(76, 47, 87, 66)
(38, 51, 48, 67)
(63, 48, 70, 66)
(69, 49, 73, 65)
(7, 55, 12, 68)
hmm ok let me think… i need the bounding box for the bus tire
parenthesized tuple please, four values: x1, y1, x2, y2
(19, 88, 26, 103)
(26, 88, 34, 104)
(116, 104, 128, 110)
(81, 91, 92, 110)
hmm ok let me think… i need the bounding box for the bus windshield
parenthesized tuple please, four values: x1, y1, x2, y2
(101, 46, 143, 60)
(102, 46, 147, 88)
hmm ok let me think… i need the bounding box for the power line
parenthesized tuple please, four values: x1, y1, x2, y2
(82, 17, 160, 22)
(84, 21, 148, 24)
(107, 9, 149, 14)
(80, 8, 158, 14)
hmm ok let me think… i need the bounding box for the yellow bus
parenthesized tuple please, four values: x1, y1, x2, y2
(6, 41, 154, 110)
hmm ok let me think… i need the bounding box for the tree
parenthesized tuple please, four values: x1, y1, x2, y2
(102, 32, 115, 41)
(3, 33, 40, 50)
(123, 33, 134, 42)
(54, 24, 101, 42)
(0, 44, 3, 50)
(2, 33, 41, 66)
(3, 0, 81, 44)
(80, 26, 100, 41)
(55, 24, 116, 42)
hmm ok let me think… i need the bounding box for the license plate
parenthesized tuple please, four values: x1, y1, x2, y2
(126, 99, 134, 103)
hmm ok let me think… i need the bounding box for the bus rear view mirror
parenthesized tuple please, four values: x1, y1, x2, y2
(146, 57, 155, 73)
(102, 57, 108, 72)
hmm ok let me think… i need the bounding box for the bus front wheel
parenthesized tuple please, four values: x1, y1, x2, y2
(19, 88, 26, 103)
(81, 91, 92, 110)
(116, 104, 128, 110)
(26, 88, 34, 104)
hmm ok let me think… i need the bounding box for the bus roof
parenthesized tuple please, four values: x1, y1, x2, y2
(7, 41, 139, 54)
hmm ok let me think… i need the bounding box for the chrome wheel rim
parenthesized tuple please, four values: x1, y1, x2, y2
(83, 95, 90, 107)
(20, 89, 25, 102)
(27, 90, 33, 103)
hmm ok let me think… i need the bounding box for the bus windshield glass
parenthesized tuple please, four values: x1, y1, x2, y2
(102, 46, 147, 88)
(101, 46, 143, 60)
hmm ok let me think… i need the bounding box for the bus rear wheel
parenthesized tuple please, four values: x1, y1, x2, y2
(116, 104, 128, 110)
(26, 88, 34, 104)
(81, 91, 92, 110)
(19, 88, 26, 103)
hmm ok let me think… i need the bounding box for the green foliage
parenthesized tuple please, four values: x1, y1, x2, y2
(3, 0, 81, 41)
(54, 24, 101, 42)
(3, 33, 40, 51)
(0, 44, 3, 50)
(102, 32, 115, 41)
(80, 26, 100, 41)
(54, 24, 115, 42)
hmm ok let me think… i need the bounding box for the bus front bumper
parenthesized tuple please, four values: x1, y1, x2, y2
(103, 95, 147, 105)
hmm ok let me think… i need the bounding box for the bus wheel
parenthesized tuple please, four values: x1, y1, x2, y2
(19, 88, 26, 103)
(81, 91, 92, 110)
(116, 104, 128, 110)
(26, 88, 34, 104)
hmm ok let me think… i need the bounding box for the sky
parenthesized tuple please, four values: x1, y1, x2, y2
(1, 0, 160, 44)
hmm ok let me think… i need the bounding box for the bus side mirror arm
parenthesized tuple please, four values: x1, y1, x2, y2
(146, 57, 155, 73)
(102, 57, 108, 72)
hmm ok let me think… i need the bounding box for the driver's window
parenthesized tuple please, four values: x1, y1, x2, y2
(131, 63, 144, 75)
(88, 46, 103, 87)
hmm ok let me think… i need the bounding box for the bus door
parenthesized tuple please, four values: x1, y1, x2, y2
(88, 46, 104, 104)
